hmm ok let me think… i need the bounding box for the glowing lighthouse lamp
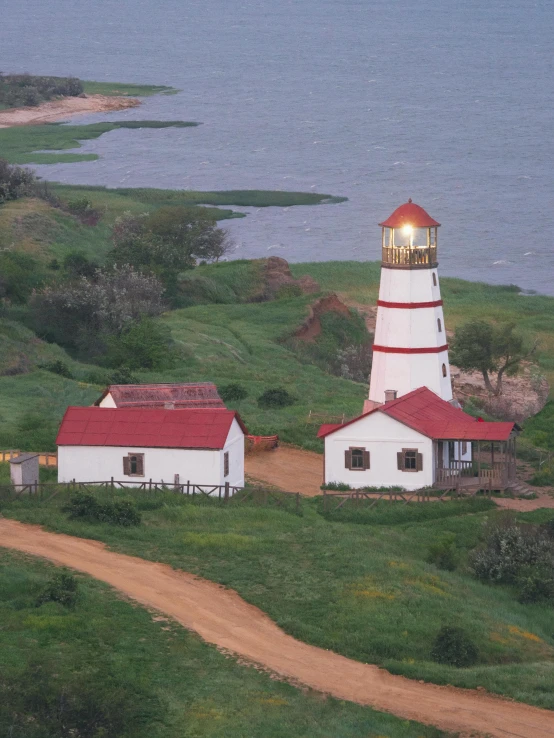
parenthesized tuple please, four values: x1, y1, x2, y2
(364, 199, 452, 412)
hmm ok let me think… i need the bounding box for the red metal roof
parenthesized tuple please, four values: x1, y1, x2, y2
(57, 407, 247, 450)
(317, 423, 343, 438)
(379, 200, 441, 228)
(318, 388, 514, 441)
(95, 383, 225, 409)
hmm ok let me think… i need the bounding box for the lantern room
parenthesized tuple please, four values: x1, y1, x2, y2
(379, 199, 440, 268)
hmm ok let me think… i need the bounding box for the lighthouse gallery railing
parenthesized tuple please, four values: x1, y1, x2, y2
(382, 246, 438, 268)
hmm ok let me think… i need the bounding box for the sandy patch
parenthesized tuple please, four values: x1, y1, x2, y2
(0, 94, 140, 128)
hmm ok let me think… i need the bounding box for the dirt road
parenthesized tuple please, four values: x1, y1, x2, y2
(1, 519, 553, 737)
(246, 446, 554, 510)
(0, 95, 140, 128)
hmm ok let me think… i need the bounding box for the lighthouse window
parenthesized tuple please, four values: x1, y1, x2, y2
(432, 273, 437, 286)
(437, 318, 442, 332)
(442, 363, 447, 377)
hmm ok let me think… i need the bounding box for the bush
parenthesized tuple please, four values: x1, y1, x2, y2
(470, 517, 554, 584)
(321, 481, 350, 491)
(219, 383, 248, 402)
(104, 318, 177, 370)
(516, 565, 554, 604)
(257, 387, 297, 408)
(36, 571, 78, 608)
(0, 159, 36, 203)
(67, 197, 92, 215)
(431, 626, 479, 667)
(38, 360, 73, 379)
(64, 493, 141, 526)
(427, 533, 458, 571)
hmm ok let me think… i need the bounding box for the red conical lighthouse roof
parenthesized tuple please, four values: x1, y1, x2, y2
(379, 199, 440, 228)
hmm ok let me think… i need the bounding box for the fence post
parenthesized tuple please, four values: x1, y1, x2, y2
(149, 478, 152, 493)
(110, 477, 114, 492)
(186, 480, 190, 496)
(323, 489, 327, 513)
(224, 481, 230, 503)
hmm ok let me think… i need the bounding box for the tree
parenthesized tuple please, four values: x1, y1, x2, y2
(30, 266, 166, 356)
(104, 318, 177, 370)
(0, 159, 36, 203)
(144, 206, 232, 263)
(450, 320, 538, 395)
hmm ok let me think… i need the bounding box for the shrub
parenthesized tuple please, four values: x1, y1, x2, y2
(109, 366, 139, 385)
(36, 571, 78, 608)
(38, 360, 73, 379)
(516, 565, 554, 604)
(0, 159, 36, 203)
(104, 318, 177, 370)
(219, 383, 248, 402)
(431, 626, 478, 667)
(64, 493, 141, 526)
(321, 482, 350, 491)
(427, 533, 458, 571)
(67, 197, 92, 215)
(257, 387, 297, 408)
(470, 518, 554, 584)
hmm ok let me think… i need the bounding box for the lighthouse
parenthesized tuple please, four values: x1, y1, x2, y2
(365, 200, 452, 411)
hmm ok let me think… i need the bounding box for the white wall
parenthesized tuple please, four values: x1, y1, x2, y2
(369, 266, 453, 404)
(58, 420, 245, 490)
(98, 393, 116, 408)
(324, 412, 434, 491)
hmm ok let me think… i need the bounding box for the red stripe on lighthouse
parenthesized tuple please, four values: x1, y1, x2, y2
(372, 344, 449, 354)
(377, 299, 443, 309)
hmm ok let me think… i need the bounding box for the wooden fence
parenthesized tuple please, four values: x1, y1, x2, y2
(0, 478, 302, 512)
(0, 450, 57, 467)
(322, 484, 496, 513)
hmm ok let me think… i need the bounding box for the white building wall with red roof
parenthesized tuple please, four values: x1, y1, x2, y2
(58, 419, 245, 489)
(324, 412, 434, 491)
(369, 267, 452, 405)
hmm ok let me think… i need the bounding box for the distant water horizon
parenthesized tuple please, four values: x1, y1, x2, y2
(2, 0, 553, 294)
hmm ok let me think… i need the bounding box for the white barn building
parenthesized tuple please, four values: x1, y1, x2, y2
(57, 406, 247, 489)
(319, 387, 516, 491)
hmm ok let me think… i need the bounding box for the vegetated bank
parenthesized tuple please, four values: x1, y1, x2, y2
(1, 483, 554, 711)
(0, 549, 446, 738)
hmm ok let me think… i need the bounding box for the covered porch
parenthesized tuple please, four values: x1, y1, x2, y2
(434, 436, 518, 492)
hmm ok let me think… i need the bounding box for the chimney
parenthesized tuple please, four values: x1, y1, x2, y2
(164, 401, 175, 410)
(384, 390, 397, 404)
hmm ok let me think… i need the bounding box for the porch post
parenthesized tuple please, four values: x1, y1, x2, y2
(477, 440, 481, 488)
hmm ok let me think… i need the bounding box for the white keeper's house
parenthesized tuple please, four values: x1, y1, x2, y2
(319, 200, 518, 492)
(57, 406, 247, 489)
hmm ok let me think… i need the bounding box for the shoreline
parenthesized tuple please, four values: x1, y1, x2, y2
(0, 94, 140, 128)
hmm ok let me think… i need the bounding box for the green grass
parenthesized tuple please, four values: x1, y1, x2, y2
(2, 487, 554, 709)
(0, 121, 197, 165)
(50, 183, 347, 209)
(0, 550, 444, 738)
(81, 80, 179, 96)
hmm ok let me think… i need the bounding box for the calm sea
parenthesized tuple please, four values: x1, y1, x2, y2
(2, 0, 553, 293)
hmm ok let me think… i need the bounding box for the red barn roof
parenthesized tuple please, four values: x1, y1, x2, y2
(95, 382, 225, 409)
(318, 387, 514, 441)
(379, 200, 441, 228)
(57, 407, 247, 450)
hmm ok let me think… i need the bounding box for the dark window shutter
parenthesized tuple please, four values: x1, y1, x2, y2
(123, 456, 130, 475)
(345, 449, 352, 469)
(397, 451, 403, 471)
(363, 450, 370, 470)
(224, 452, 229, 477)
(417, 453, 423, 471)
(136, 455, 144, 476)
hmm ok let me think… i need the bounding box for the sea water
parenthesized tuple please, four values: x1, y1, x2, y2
(2, 0, 553, 293)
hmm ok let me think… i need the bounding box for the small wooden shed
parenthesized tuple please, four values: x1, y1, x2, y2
(9, 453, 39, 491)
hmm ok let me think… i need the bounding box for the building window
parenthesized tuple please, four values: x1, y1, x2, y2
(432, 272, 437, 286)
(345, 447, 370, 470)
(397, 448, 423, 472)
(442, 363, 447, 377)
(437, 318, 442, 332)
(224, 451, 229, 477)
(123, 453, 144, 477)
(461, 441, 468, 455)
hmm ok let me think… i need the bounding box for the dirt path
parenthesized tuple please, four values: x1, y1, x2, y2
(1, 519, 553, 737)
(246, 445, 323, 496)
(0, 95, 140, 128)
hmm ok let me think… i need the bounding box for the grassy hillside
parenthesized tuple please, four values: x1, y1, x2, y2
(0, 550, 443, 738)
(82, 80, 179, 96)
(3, 488, 554, 709)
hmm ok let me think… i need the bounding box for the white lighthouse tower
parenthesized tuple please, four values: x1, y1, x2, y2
(365, 200, 452, 411)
